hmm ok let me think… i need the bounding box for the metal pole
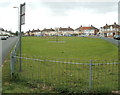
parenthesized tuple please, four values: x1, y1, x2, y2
(89, 60, 92, 89)
(17, 8, 19, 34)
(19, 4, 22, 72)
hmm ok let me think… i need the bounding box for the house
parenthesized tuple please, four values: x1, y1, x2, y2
(0, 28, 10, 35)
(75, 25, 99, 36)
(25, 29, 41, 36)
(58, 27, 74, 36)
(32, 29, 41, 36)
(75, 25, 84, 35)
(25, 30, 35, 36)
(100, 22, 120, 38)
(25, 30, 31, 36)
(41, 28, 55, 36)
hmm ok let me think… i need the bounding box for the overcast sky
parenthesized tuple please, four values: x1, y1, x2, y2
(0, 0, 119, 32)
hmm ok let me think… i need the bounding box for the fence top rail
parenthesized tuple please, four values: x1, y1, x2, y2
(13, 56, 119, 65)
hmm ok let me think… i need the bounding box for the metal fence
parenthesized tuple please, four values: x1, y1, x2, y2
(10, 54, 119, 93)
(10, 38, 20, 75)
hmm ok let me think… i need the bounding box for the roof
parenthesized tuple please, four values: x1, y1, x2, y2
(59, 27, 74, 31)
(80, 27, 92, 30)
(101, 22, 120, 29)
(42, 28, 55, 32)
(32, 29, 41, 32)
(0, 27, 4, 31)
(76, 25, 99, 31)
(26, 29, 41, 33)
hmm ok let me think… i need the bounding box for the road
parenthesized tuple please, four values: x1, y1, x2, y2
(0, 37, 18, 64)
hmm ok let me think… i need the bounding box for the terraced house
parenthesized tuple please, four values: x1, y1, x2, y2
(100, 22, 120, 38)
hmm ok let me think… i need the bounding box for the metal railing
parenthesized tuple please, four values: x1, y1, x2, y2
(10, 38, 20, 76)
(11, 55, 119, 93)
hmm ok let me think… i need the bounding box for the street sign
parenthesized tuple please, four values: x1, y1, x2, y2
(20, 3, 25, 25)
(21, 15, 25, 25)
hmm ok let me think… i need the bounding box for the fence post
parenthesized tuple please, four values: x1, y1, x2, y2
(10, 52, 15, 77)
(89, 60, 92, 89)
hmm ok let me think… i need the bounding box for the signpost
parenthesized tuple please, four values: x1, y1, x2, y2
(19, 3, 25, 72)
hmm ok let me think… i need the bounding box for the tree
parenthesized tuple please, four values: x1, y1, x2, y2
(15, 31, 19, 36)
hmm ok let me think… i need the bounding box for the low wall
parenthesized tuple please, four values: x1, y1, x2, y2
(100, 37, 119, 46)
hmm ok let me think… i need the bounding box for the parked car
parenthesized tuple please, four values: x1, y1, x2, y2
(0, 36, 7, 40)
(113, 35, 120, 40)
(0, 35, 9, 40)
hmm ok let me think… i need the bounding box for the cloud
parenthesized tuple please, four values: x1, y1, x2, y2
(21, 1, 119, 31)
(41, 2, 118, 15)
(0, 2, 11, 8)
(0, 0, 118, 32)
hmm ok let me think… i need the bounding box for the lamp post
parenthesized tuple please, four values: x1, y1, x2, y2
(13, 6, 22, 72)
(13, 7, 19, 35)
(13, 3, 25, 72)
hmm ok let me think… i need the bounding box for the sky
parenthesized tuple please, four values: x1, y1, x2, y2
(0, 0, 119, 32)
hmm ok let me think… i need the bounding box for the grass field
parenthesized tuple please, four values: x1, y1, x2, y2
(22, 36, 118, 60)
(2, 36, 119, 93)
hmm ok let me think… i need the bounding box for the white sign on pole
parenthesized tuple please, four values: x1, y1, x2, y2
(20, 3, 25, 25)
(21, 15, 25, 25)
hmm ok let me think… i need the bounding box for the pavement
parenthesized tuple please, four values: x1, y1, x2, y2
(0, 37, 18, 65)
(0, 37, 18, 93)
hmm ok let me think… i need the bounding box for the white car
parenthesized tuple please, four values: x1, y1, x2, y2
(0, 36, 7, 40)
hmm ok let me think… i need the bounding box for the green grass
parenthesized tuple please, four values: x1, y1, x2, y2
(3, 57, 118, 93)
(2, 36, 119, 93)
(2, 56, 56, 93)
(13, 56, 118, 93)
(22, 36, 118, 60)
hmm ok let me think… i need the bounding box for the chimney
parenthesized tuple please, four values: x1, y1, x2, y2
(105, 24, 108, 27)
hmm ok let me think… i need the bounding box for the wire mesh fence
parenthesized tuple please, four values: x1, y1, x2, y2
(10, 38, 20, 74)
(10, 54, 119, 93)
